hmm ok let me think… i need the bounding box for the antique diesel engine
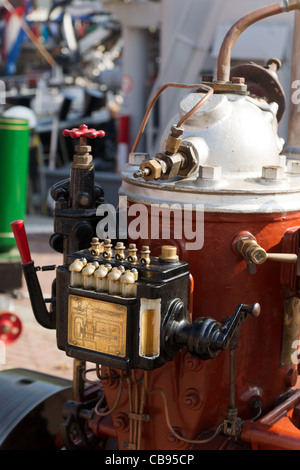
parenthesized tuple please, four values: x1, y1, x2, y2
(6, 1, 300, 451)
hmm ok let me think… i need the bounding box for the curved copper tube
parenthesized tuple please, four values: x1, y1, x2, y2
(131, 83, 213, 153)
(217, 1, 300, 83)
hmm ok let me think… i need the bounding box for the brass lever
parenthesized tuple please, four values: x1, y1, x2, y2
(234, 233, 298, 273)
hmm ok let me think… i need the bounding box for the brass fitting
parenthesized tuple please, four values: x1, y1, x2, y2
(133, 125, 197, 182)
(107, 266, 123, 282)
(237, 238, 268, 265)
(235, 235, 298, 265)
(159, 245, 179, 262)
(165, 125, 184, 155)
(282, 0, 300, 12)
(202, 79, 248, 94)
(89, 237, 103, 257)
(69, 257, 87, 273)
(120, 269, 138, 298)
(82, 261, 99, 277)
(72, 145, 93, 168)
(82, 261, 99, 289)
(115, 241, 126, 261)
(140, 246, 151, 265)
(127, 243, 138, 264)
(103, 238, 113, 260)
(94, 264, 111, 279)
(120, 269, 137, 285)
(131, 268, 138, 281)
(139, 158, 165, 181)
(154, 152, 184, 180)
(133, 144, 197, 182)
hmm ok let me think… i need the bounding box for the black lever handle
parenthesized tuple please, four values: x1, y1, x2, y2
(163, 301, 261, 361)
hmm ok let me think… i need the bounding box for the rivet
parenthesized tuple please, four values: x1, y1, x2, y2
(184, 388, 203, 410)
(167, 427, 186, 448)
(115, 412, 129, 431)
(183, 351, 203, 371)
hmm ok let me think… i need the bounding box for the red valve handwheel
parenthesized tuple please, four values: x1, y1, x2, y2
(0, 312, 22, 345)
(62, 124, 105, 140)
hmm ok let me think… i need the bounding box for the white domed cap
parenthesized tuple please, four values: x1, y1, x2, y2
(3, 106, 37, 129)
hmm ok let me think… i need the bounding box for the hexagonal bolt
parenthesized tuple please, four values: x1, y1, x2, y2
(199, 165, 222, 180)
(202, 74, 214, 82)
(135, 158, 163, 181)
(287, 159, 300, 174)
(278, 154, 286, 168)
(262, 165, 284, 180)
(232, 77, 245, 84)
(128, 152, 150, 165)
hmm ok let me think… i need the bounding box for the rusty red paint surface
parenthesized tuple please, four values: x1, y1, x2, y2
(96, 209, 300, 450)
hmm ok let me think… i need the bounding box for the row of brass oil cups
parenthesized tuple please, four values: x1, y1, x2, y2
(69, 257, 138, 298)
(89, 238, 179, 265)
(90, 238, 151, 266)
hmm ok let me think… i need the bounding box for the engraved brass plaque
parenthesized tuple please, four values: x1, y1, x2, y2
(68, 295, 127, 357)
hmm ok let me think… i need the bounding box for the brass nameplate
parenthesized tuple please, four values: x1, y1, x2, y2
(68, 295, 127, 357)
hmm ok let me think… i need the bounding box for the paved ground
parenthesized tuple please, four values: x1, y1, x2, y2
(0, 216, 74, 380)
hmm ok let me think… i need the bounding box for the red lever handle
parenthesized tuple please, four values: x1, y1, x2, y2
(62, 124, 105, 140)
(10, 220, 32, 265)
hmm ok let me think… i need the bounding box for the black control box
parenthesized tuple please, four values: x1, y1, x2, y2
(56, 244, 190, 370)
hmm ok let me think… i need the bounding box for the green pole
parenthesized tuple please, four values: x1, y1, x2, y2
(0, 117, 30, 252)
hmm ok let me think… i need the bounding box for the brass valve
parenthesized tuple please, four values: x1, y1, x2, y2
(62, 124, 105, 168)
(133, 125, 198, 182)
(234, 233, 298, 273)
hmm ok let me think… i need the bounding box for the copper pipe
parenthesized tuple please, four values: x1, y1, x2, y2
(143, 371, 223, 445)
(177, 86, 214, 127)
(217, 1, 300, 83)
(131, 83, 213, 153)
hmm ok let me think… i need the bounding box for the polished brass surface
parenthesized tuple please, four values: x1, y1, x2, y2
(68, 295, 127, 357)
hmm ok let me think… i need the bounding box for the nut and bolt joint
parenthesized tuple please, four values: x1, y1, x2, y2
(262, 165, 284, 181)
